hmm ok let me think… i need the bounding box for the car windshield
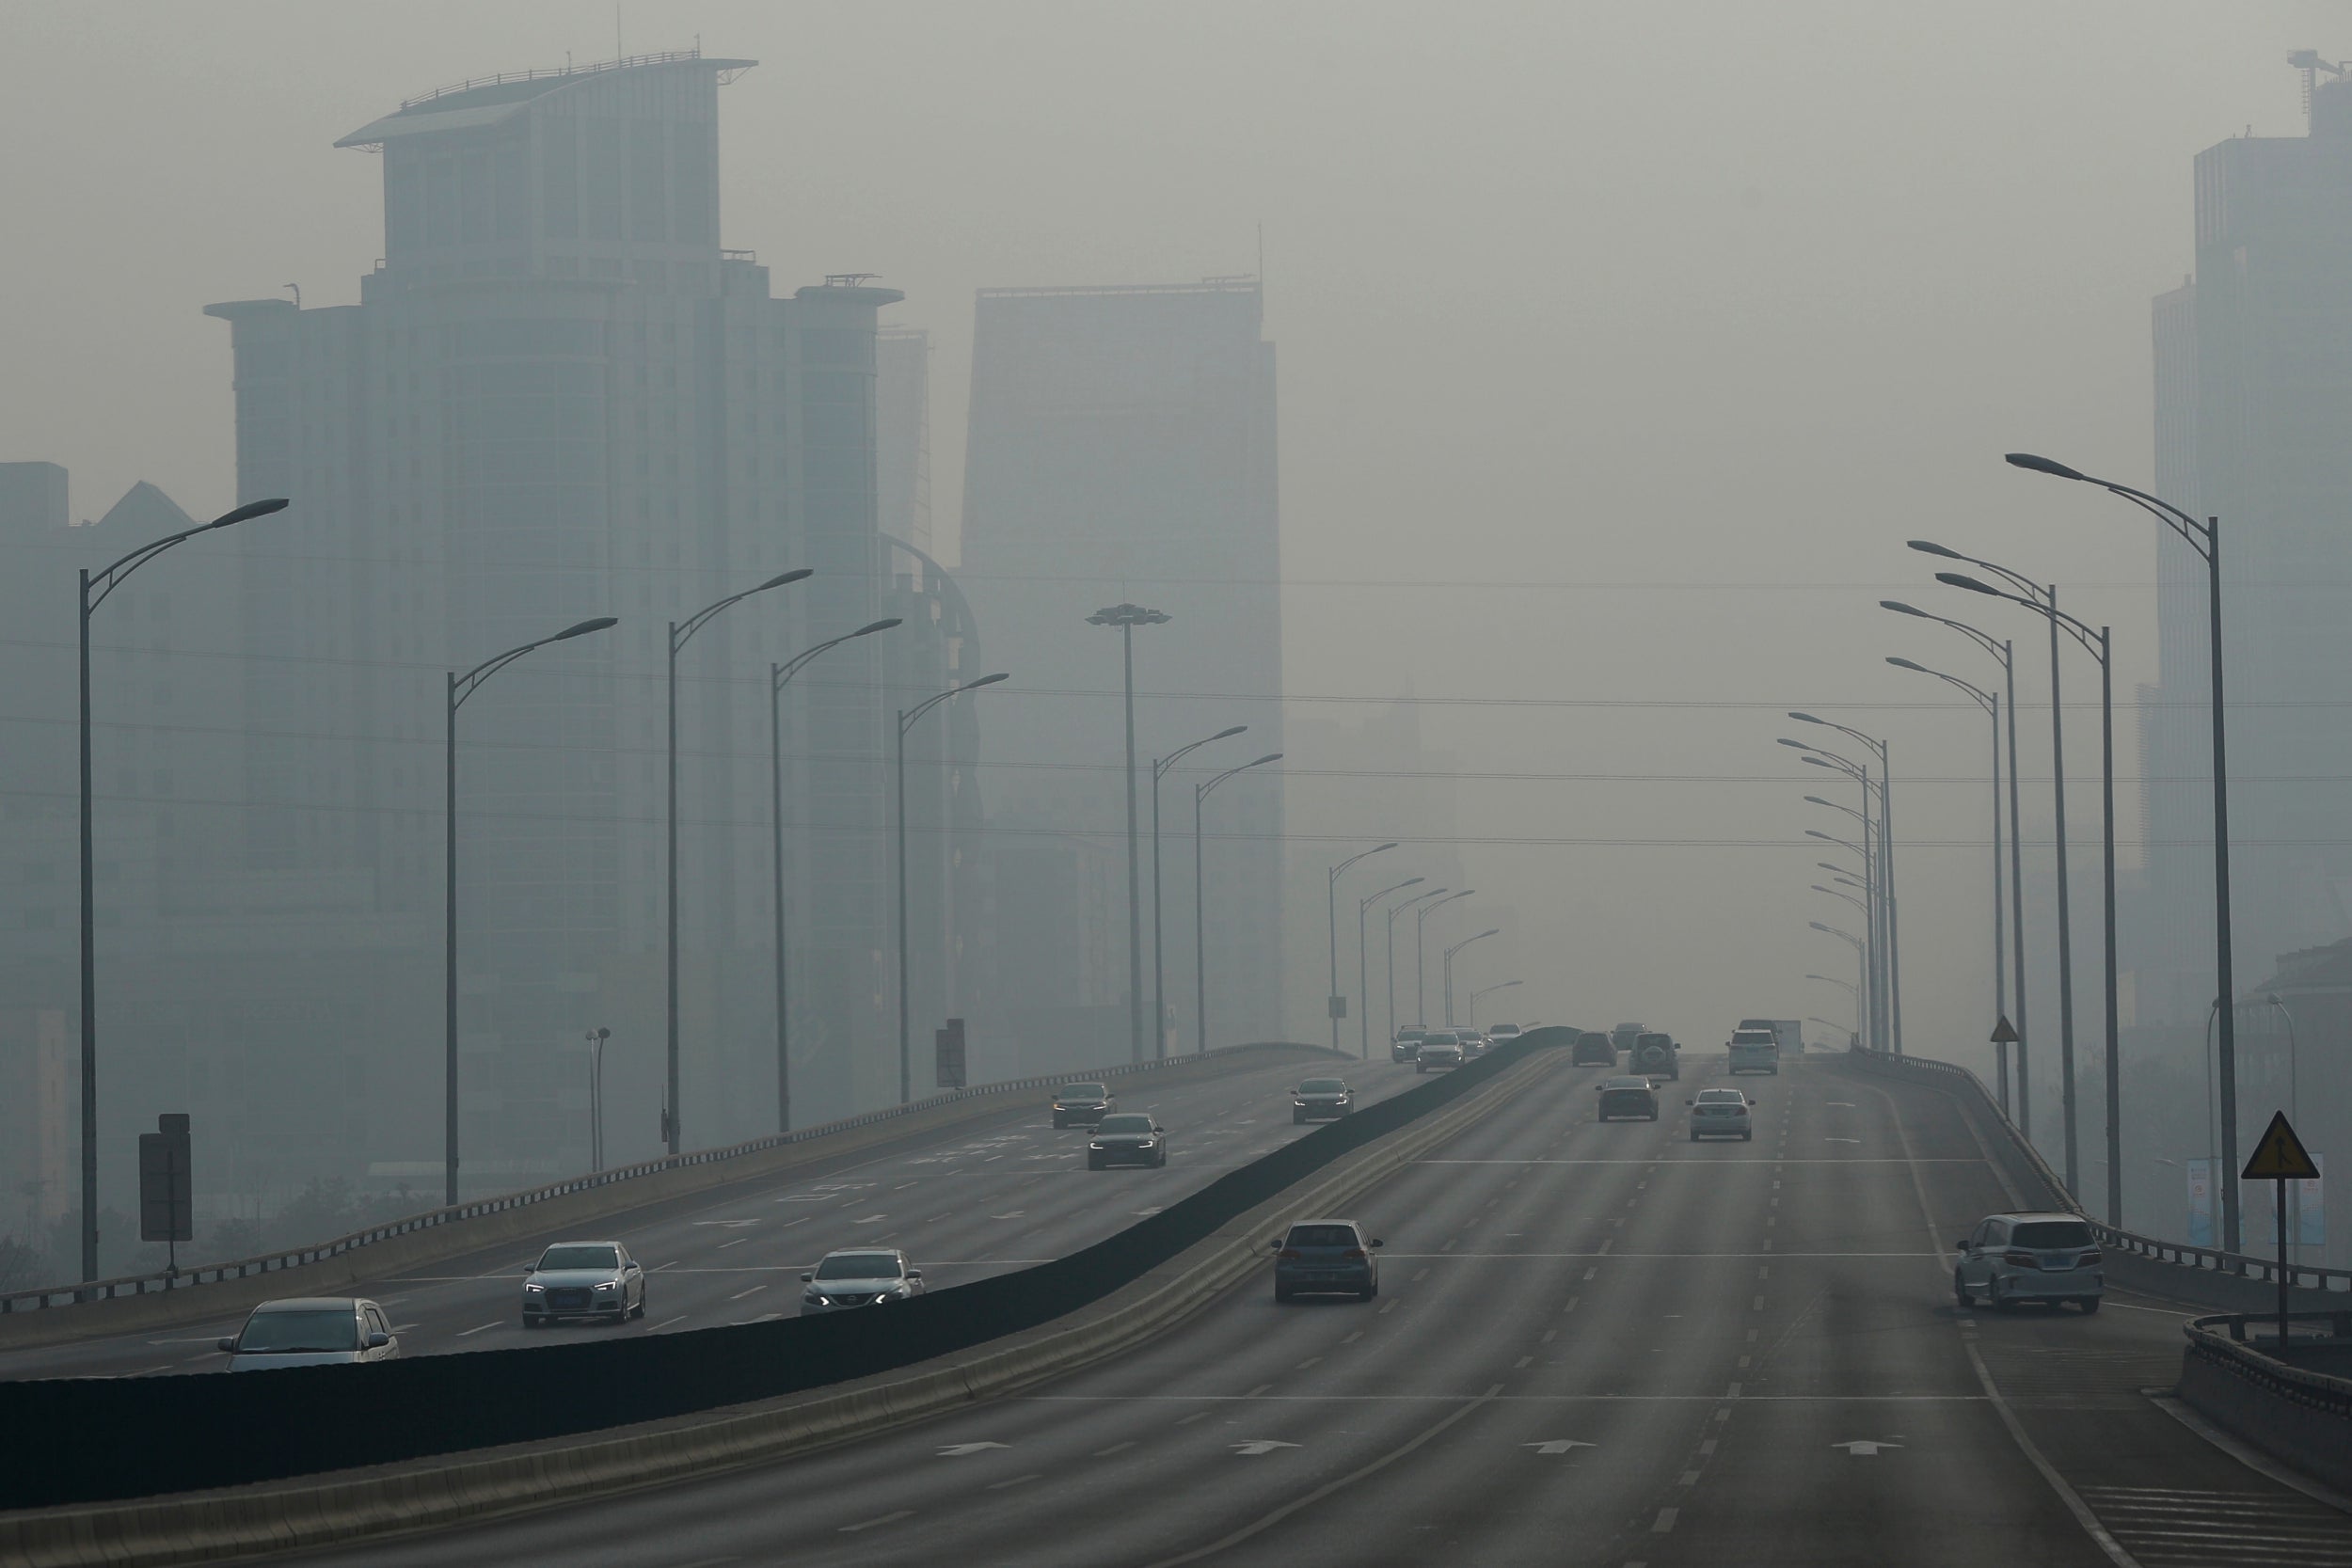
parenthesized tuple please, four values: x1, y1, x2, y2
(1299, 1079, 1346, 1093)
(1287, 1225, 1359, 1248)
(537, 1245, 621, 1272)
(2010, 1221, 2094, 1249)
(816, 1252, 901, 1281)
(1423, 1034, 1457, 1046)
(1098, 1114, 1154, 1133)
(236, 1307, 358, 1353)
(1059, 1084, 1107, 1100)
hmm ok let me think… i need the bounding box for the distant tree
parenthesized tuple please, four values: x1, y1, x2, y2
(0, 1234, 42, 1292)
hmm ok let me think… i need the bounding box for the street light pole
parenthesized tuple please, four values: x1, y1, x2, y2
(1791, 714, 1899, 1054)
(1937, 569, 2121, 1222)
(2006, 453, 2242, 1250)
(898, 673, 1009, 1102)
(1327, 844, 1399, 1053)
(76, 496, 289, 1283)
(1089, 604, 1170, 1064)
(1195, 752, 1283, 1054)
(1359, 877, 1424, 1058)
(771, 618, 901, 1133)
(1799, 784, 1876, 1049)
(584, 1027, 611, 1171)
(1152, 726, 1247, 1061)
(446, 615, 619, 1207)
(668, 569, 810, 1155)
(1443, 928, 1499, 1024)
(1417, 890, 1473, 1029)
(1388, 887, 1448, 1048)
(1886, 657, 2006, 1106)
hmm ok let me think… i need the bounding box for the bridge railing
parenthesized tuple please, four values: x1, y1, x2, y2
(2, 1038, 1340, 1316)
(1844, 1045, 2352, 1297)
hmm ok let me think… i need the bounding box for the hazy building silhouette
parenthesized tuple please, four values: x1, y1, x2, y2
(960, 280, 1282, 1055)
(2137, 71, 2352, 1027)
(197, 49, 962, 1192)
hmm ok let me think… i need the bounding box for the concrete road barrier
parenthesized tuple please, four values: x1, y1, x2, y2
(0, 1049, 1563, 1567)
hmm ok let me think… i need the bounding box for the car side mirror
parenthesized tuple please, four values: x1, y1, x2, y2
(1371, 1239, 1385, 1248)
(1684, 1099, 1693, 1106)
(1954, 1239, 1970, 1251)
(800, 1271, 814, 1282)
(906, 1269, 923, 1279)
(627, 1260, 641, 1273)
(1268, 1239, 1282, 1251)
(367, 1332, 390, 1349)
(216, 1337, 237, 1354)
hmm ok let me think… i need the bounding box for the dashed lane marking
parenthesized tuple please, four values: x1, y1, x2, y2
(837, 1511, 914, 1533)
(1653, 1509, 1678, 1533)
(455, 1322, 501, 1338)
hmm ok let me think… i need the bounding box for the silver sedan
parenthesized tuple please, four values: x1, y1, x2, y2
(521, 1240, 646, 1326)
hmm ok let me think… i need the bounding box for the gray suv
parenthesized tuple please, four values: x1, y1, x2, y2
(1271, 1218, 1384, 1302)
(1953, 1213, 2103, 1313)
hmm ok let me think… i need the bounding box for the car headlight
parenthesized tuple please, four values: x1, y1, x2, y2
(1089, 1141, 1105, 1149)
(595, 1281, 620, 1292)
(804, 1291, 828, 1304)
(1293, 1100, 1307, 1107)
(524, 1283, 545, 1294)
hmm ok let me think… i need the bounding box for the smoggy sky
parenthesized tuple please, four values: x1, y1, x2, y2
(2, 0, 2333, 1062)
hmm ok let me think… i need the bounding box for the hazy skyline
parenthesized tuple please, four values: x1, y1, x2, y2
(4, 0, 2341, 1068)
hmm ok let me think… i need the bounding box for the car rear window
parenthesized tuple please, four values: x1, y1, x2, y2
(1603, 1078, 1650, 1090)
(1287, 1225, 1358, 1248)
(1098, 1114, 1154, 1132)
(2010, 1221, 2093, 1249)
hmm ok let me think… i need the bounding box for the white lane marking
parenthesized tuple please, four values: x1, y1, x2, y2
(1525, 1439, 1598, 1454)
(1295, 1357, 1322, 1370)
(1231, 1440, 1303, 1456)
(837, 1510, 914, 1533)
(1342, 1331, 1364, 1344)
(1515, 1355, 1534, 1369)
(717, 1237, 753, 1250)
(691, 1219, 759, 1228)
(1832, 1439, 1903, 1455)
(936, 1441, 1009, 1456)
(1246, 1383, 1273, 1397)
(1138, 1386, 1505, 1568)
(1653, 1509, 1678, 1532)
(653, 1260, 680, 1271)
(850, 1213, 887, 1223)
(727, 1285, 766, 1301)
(1824, 1137, 1862, 1144)
(648, 1314, 689, 1332)
(1175, 1411, 1213, 1426)
(456, 1321, 501, 1338)
(1858, 1073, 2142, 1568)
(987, 1473, 1042, 1490)
(1680, 1469, 1700, 1484)
(1094, 1440, 1137, 1457)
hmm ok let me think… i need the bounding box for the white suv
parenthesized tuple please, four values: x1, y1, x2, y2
(1952, 1212, 2103, 1313)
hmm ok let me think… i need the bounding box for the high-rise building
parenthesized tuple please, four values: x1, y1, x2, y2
(2137, 72, 2352, 1020)
(190, 48, 965, 1189)
(960, 280, 1282, 1058)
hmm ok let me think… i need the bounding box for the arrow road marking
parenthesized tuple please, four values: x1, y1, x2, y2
(1525, 1440, 1599, 1454)
(1232, 1440, 1303, 1456)
(935, 1441, 1010, 1457)
(1831, 1439, 1904, 1455)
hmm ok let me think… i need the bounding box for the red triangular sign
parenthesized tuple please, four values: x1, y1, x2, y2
(2242, 1110, 2319, 1181)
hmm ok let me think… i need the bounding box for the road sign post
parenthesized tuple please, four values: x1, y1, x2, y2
(1989, 1014, 2019, 1121)
(2242, 1109, 2320, 1348)
(137, 1112, 192, 1275)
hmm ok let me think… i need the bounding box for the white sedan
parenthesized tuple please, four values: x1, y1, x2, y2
(1686, 1086, 1756, 1141)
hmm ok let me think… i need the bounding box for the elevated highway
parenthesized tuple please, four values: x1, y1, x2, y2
(2, 1048, 1419, 1383)
(266, 1050, 2352, 1568)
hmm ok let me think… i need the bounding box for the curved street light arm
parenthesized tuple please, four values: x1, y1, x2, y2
(1331, 843, 1400, 884)
(1881, 600, 2010, 667)
(675, 568, 813, 652)
(776, 617, 902, 690)
(1909, 540, 2048, 604)
(89, 498, 291, 612)
(902, 672, 1011, 734)
(1933, 574, 2105, 661)
(1810, 919, 1865, 948)
(1202, 752, 1284, 796)
(454, 616, 619, 708)
(1363, 876, 1425, 912)
(1885, 657, 1995, 714)
(1788, 711, 1887, 760)
(1155, 725, 1248, 780)
(2005, 453, 2212, 560)
(1813, 883, 1868, 914)
(1805, 827, 1866, 857)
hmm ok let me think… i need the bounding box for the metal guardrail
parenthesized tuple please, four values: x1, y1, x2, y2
(1844, 1045, 2352, 1296)
(400, 49, 705, 109)
(2185, 1310, 2352, 1418)
(2, 1039, 1340, 1316)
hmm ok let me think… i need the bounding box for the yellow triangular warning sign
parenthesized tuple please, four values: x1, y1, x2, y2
(2242, 1111, 2320, 1181)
